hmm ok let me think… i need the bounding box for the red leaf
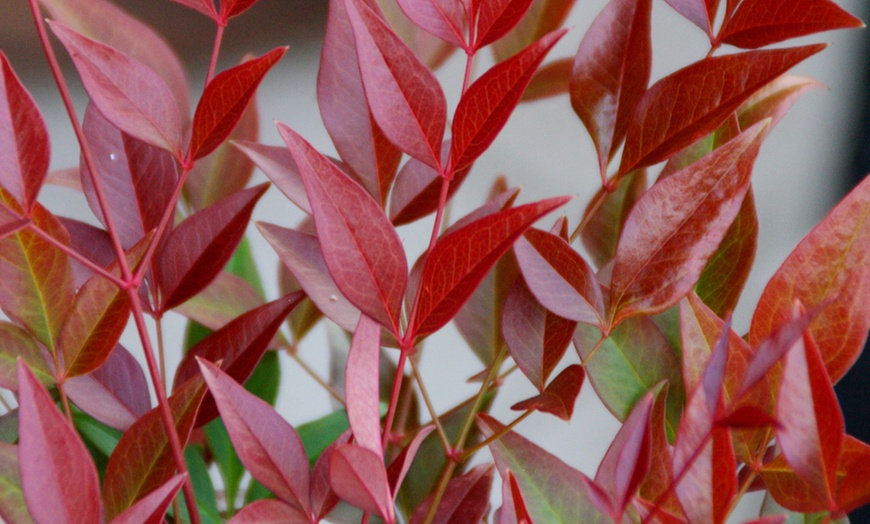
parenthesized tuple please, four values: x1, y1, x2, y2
(618, 45, 824, 175)
(514, 227, 604, 326)
(173, 271, 266, 332)
(388, 143, 471, 226)
(103, 376, 206, 520)
(234, 141, 310, 214)
(59, 217, 115, 287)
(40, 0, 191, 123)
(81, 104, 178, 249)
(498, 469, 533, 524)
(167, 0, 218, 20)
(637, 383, 684, 517)
(343, 0, 447, 169)
(409, 196, 569, 338)
(594, 392, 653, 519)
(174, 293, 303, 425)
(450, 30, 565, 172)
(386, 425, 435, 498)
(610, 121, 767, 325)
(776, 328, 843, 507)
(221, 0, 260, 19)
(749, 175, 870, 382)
(17, 361, 101, 524)
(189, 47, 287, 161)
(311, 432, 351, 519)
(490, 0, 576, 63)
(109, 474, 185, 524)
(475, 0, 534, 49)
(0, 53, 49, 211)
(580, 169, 647, 268)
(0, 322, 52, 391)
(520, 57, 571, 102)
(835, 435, 870, 513)
(395, 0, 466, 47)
(410, 463, 493, 524)
(198, 360, 313, 516)
(346, 315, 383, 457)
(570, 0, 651, 179)
(329, 444, 394, 522)
(48, 21, 184, 157)
(318, 0, 402, 205)
(737, 75, 824, 132)
(719, 0, 863, 49)
(278, 124, 407, 333)
(0, 199, 74, 352)
(65, 344, 151, 431)
(259, 223, 361, 332)
(510, 364, 584, 420)
(227, 499, 310, 524)
(156, 183, 268, 311)
(662, 0, 718, 36)
(502, 277, 575, 390)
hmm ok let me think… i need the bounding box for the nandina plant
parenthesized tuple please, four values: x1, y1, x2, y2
(0, 0, 868, 522)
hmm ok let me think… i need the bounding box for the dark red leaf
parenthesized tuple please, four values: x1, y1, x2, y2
(329, 444, 394, 522)
(520, 57, 571, 102)
(662, 0, 718, 36)
(719, 0, 863, 49)
(514, 227, 604, 326)
(0, 322, 52, 391)
(490, 0, 576, 63)
(157, 183, 268, 311)
(189, 47, 287, 161)
(570, 0, 651, 179)
(395, 0, 466, 47)
(637, 383, 684, 517)
(716, 405, 777, 429)
(450, 30, 565, 172)
(346, 315, 383, 456)
(408, 196, 570, 339)
(234, 141, 310, 214)
(17, 361, 101, 524)
(388, 143, 471, 226)
(618, 45, 824, 175)
(609, 121, 767, 325)
(198, 360, 313, 516)
(835, 435, 870, 513)
(311, 432, 352, 519)
(48, 21, 184, 157)
(749, 175, 870, 383)
(222, 0, 260, 19)
(386, 425, 435, 498)
(510, 364, 584, 420)
(278, 124, 407, 333)
(0, 53, 49, 211)
(103, 376, 206, 520)
(58, 217, 115, 287)
(343, 0, 447, 169)
(475, 0, 534, 49)
(109, 474, 185, 524)
(498, 469, 533, 524)
(227, 499, 310, 524)
(65, 344, 150, 431)
(410, 464, 493, 524)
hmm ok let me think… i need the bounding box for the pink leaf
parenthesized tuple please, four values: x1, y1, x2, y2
(156, 183, 268, 311)
(474, 0, 535, 49)
(329, 444, 394, 522)
(109, 474, 186, 524)
(17, 361, 101, 524)
(234, 141, 310, 214)
(395, 0, 467, 47)
(663, 0, 718, 36)
(450, 30, 565, 172)
(228, 499, 311, 524)
(570, 0, 651, 179)
(609, 121, 767, 325)
(198, 360, 313, 516)
(409, 196, 570, 339)
(510, 364, 585, 420)
(346, 315, 383, 457)
(0, 53, 49, 211)
(410, 464, 494, 524)
(278, 124, 407, 333)
(344, 0, 447, 169)
(48, 21, 183, 158)
(189, 47, 286, 161)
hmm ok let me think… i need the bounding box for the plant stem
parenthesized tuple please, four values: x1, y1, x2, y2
(57, 381, 74, 425)
(381, 346, 409, 450)
(28, 224, 125, 286)
(459, 408, 532, 460)
(206, 22, 226, 86)
(156, 314, 167, 390)
(407, 354, 451, 452)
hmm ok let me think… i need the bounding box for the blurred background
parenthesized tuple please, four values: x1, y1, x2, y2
(1, 0, 869, 521)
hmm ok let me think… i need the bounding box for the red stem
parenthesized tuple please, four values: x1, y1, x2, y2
(205, 22, 226, 85)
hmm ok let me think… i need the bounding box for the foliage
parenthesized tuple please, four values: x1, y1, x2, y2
(0, 0, 868, 522)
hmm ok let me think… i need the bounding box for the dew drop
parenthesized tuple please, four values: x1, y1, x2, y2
(109, 153, 117, 161)
(328, 295, 338, 302)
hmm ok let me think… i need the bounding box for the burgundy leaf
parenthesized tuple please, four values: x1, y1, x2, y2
(395, 0, 466, 47)
(65, 344, 150, 431)
(228, 499, 310, 524)
(475, 0, 534, 49)
(17, 361, 101, 524)
(103, 377, 206, 520)
(502, 276, 575, 390)
(618, 45, 824, 175)
(167, 0, 218, 20)
(719, 0, 863, 49)
(318, 0, 402, 205)
(498, 469, 533, 524)
(410, 464, 494, 524)
(189, 47, 286, 160)
(48, 21, 184, 157)
(109, 474, 185, 524)
(663, 0, 718, 36)
(258, 222, 361, 332)
(346, 315, 383, 456)
(221, 0, 261, 19)
(278, 124, 407, 333)
(0, 322, 52, 391)
(311, 432, 352, 519)
(157, 183, 268, 311)
(58, 217, 115, 287)
(514, 227, 604, 326)
(329, 444, 394, 522)
(174, 293, 303, 426)
(386, 425, 435, 498)
(450, 30, 565, 172)
(344, 0, 447, 169)
(0, 53, 49, 211)
(81, 104, 177, 249)
(570, 0, 651, 178)
(409, 196, 570, 338)
(388, 142, 471, 226)
(198, 360, 313, 516)
(234, 141, 310, 214)
(609, 121, 767, 325)
(510, 364, 584, 420)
